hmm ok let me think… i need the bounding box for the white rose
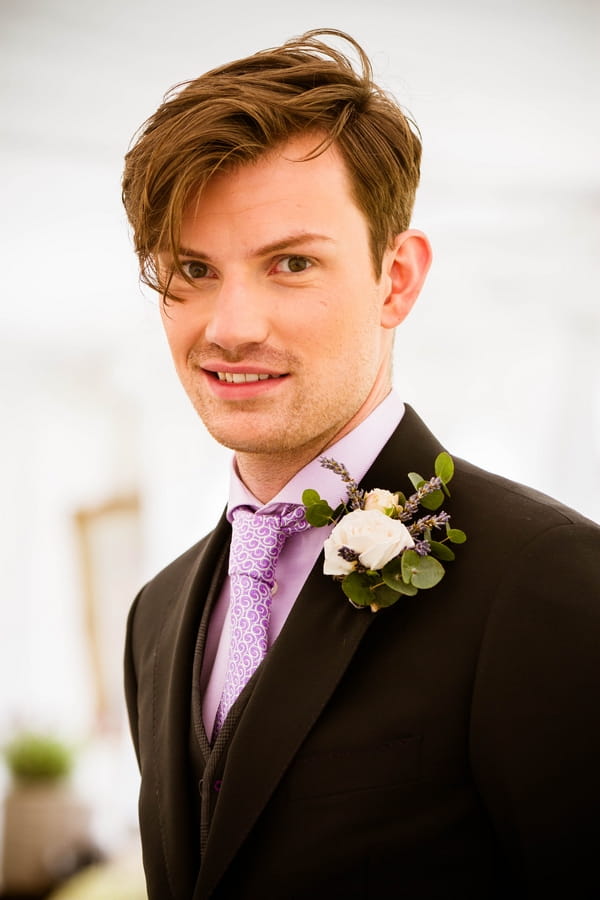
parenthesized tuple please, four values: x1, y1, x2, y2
(363, 488, 400, 514)
(323, 508, 415, 576)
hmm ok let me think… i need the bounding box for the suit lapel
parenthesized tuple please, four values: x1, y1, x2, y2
(196, 405, 446, 897)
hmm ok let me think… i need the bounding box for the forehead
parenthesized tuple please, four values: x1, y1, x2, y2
(181, 134, 364, 239)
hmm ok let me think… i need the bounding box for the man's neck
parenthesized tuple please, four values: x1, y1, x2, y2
(234, 384, 393, 503)
(235, 436, 338, 504)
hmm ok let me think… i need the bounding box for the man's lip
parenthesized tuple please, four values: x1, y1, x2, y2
(202, 364, 286, 375)
(199, 365, 289, 398)
(201, 365, 288, 383)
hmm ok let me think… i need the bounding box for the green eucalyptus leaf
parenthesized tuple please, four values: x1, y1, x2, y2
(408, 472, 424, 490)
(396, 581, 419, 596)
(435, 452, 454, 485)
(409, 555, 445, 590)
(383, 576, 418, 596)
(396, 492, 407, 507)
(371, 584, 404, 608)
(302, 489, 321, 506)
(420, 489, 444, 511)
(381, 557, 418, 595)
(401, 549, 421, 584)
(401, 550, 445, 589)
(446, 527, 467, 544)
(304, 501, 334, 527)
(429, 540, 456, 562)
(341, 572, 377, 607)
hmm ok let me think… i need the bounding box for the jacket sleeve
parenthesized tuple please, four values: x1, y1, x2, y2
(469, 520, 600, 894)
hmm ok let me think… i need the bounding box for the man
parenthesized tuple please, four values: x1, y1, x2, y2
(122, 29, 600, 899)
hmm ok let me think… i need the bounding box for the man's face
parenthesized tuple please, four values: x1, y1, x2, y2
(159, 134, 398, 465)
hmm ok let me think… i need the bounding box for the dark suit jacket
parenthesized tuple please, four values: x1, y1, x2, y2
(125, 407, 600, 899)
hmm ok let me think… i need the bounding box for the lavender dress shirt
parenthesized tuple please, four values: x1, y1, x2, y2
(201, 391, 405, 734)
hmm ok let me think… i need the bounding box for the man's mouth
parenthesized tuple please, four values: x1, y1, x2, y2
(215, 372, 283, 384)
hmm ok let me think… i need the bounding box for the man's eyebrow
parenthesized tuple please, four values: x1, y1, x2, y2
(174, 232, 335, 261)
(252, 232, 335, 257)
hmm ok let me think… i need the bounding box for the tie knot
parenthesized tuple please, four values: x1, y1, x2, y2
(229, 504, 310, 582)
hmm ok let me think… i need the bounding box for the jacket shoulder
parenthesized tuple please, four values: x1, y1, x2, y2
(452, 456, 599, 533)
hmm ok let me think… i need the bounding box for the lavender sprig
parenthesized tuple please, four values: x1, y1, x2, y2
(408, 511, 451, 538)
(338, 545, 361, 563)
(319, 457, 365, 510)
(413, 539, 431, 557)
(399, 476, 443, 521)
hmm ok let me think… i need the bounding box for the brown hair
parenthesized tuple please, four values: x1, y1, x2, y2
(122, 28, 422, 295)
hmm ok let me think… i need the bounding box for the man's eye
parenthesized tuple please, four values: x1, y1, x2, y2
(181, 260, 210, 279)
(276, 255, 313, 274)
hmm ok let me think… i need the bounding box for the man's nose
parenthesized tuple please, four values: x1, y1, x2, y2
(204, 277, 270, 351)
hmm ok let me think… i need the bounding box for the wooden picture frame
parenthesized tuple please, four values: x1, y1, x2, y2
(74, 495, 141, 732)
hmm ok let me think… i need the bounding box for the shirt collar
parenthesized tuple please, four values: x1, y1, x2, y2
(226, 391, 405, 520)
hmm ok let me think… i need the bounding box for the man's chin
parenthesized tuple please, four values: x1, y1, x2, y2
(199, 421, 287, 455)
(211, 434, 297, 456)
(197, 411, 308, 457)
(192, 397, 293, 452)
(192, 399, 348, 460)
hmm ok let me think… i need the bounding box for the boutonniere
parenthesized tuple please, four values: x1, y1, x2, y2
(302, 452, 466, 612)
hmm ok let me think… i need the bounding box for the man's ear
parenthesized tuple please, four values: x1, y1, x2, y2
(380, 230, 432, 328)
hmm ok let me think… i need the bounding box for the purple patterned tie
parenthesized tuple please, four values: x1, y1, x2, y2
(213, 504, 310, 737)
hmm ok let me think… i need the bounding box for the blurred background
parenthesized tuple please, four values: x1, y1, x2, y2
(1, 0, 598, 894)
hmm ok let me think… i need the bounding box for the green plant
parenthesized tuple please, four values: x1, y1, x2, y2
(3, 733, 74, 782)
